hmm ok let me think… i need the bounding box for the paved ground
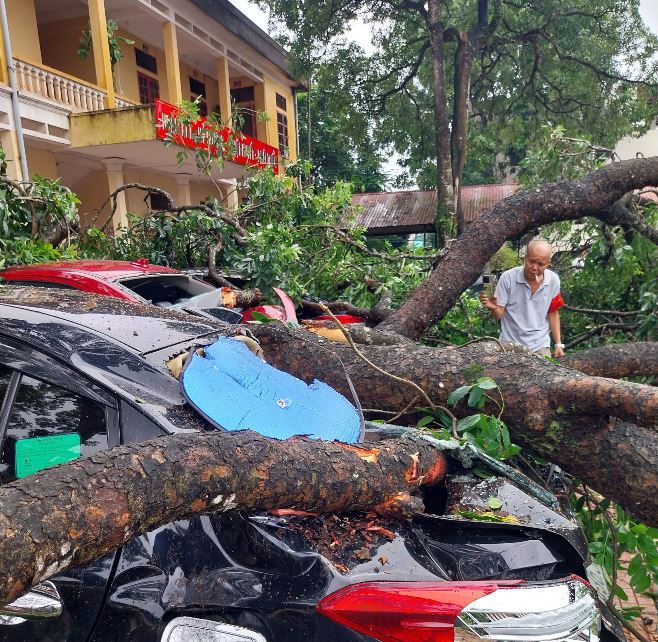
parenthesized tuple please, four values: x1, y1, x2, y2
(617, 563, 657, 642)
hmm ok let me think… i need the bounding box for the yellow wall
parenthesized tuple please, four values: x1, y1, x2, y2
(0, 131, 22, 180)
(276, 84, 297, 160)
(191, 180, 223, 206)
(38, 16, 97, 86)
(26, 146, 58, 180)
(254, 76, 298, 161)
(69, 106, 156, 148)
(205, 76, 220, 116)
(74, 170, 114, 229)
(123, 167, 178, 215)
(6, 0, 42, 63)
(114, 32, 166, 104)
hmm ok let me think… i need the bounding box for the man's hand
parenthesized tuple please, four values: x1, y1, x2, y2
(479, 291, 498, 311)
(553, 345, 565, 358)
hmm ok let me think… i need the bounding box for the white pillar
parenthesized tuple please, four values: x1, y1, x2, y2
(175, 174, 191, 205)
(104, 160, 128, 233)
(219, 179, 239, 210)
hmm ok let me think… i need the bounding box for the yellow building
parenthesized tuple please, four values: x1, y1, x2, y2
(0, 0, 299, 231)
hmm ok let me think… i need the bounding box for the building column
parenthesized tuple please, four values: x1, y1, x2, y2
(88, 0, 116, 108)
(219, 179, 239, 210)
(163, 21, 182, 105)
(0, 14, 7, 86)
(216, 55, 231, 126)
(104, 160, 128, 233)
(175, 175, 191, 205)
(0, 130, 23, 181)
(254, 81, 277, 146)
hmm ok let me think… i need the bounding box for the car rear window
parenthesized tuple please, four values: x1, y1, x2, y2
(119, 274, 213, 307)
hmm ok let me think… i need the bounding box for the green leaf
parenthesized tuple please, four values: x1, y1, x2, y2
(501, 445, 521, 459)
(499, 423, 511, 448)
(487, 497, 503, 510)
(638, 534, 656, 554)
(468, 386, 484, 408)
(572, 495, 586, 512)
(456, 414, 482, 433)
(249, 311, 277, 323)
(429, 428, 452, 441)
(416, 415, 435, 428)
(613, 585, 629, 601)
(627, 554, 644, 576)
(447, 385, 472, 405)
(631, 571, 652, 593)
(476, 377, 497, 390)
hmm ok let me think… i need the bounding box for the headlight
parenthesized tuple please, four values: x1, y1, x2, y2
(456, 577, 600, 642)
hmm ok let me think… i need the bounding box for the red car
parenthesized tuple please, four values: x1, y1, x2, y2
(0, 260, 366, 328)
(0, 259, 217, 308)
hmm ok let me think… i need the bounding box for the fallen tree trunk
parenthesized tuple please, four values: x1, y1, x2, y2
(378, 157, 658, 339)
(560, 341, 658, 378)
(0, 430, 447, 609)
(251, 325, 658, 525)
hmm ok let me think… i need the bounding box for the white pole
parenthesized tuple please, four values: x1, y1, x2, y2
(0, 0, 30, 181)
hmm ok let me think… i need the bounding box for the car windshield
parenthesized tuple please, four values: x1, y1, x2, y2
(118, 274, 216, 308)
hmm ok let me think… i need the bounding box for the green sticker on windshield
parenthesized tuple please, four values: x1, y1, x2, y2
(15, 433, 81, 478)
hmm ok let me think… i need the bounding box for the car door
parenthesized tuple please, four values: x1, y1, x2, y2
(0, 337, 121, 642)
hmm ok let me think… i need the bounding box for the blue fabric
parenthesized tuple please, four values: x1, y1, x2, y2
(182, 337, 362, 443)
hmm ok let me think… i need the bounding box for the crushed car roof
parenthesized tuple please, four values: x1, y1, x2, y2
(0, 286, 223, 358)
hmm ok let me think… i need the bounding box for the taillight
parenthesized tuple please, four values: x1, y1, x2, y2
(316, 577, 600, 642)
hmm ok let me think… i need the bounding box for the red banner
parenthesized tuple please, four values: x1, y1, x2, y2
(155, 100, 279, 174)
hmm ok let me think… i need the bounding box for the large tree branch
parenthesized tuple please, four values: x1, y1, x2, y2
(561, 342, 658, 378)
(378, 156, 658, 339)
(252, 324, 658, 526)
(0, 430, 448, 608)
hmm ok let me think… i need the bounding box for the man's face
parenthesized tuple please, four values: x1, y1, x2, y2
(524, 245, 551, 282)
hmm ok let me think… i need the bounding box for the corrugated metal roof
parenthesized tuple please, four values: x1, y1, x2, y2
(346, 184, 518, 232)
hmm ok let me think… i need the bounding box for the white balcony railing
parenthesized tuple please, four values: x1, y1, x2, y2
(14, 59, 118, 112)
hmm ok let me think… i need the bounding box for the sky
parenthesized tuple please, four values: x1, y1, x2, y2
(229, 0, 658, 48)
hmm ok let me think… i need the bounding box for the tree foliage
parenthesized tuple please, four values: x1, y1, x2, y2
(260, 0, 658, 234)
(297, 45, 388, 191)
(0, 150, 79, 268)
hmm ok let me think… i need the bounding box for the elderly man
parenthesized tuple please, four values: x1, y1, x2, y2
(480, 238, 565, 357)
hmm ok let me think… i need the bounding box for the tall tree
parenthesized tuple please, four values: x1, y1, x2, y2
(296, 45, 388, 191)
(259, 0, 658, 238)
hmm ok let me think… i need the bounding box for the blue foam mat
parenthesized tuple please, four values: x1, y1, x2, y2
(181, 337, 362, 443)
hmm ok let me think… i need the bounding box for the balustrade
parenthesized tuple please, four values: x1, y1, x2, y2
(14, 59, 108, 112)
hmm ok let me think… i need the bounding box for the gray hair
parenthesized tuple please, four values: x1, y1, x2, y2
(527, 237, 553, 256)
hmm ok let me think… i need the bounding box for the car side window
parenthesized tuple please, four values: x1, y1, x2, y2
(0, 372, 108, 484)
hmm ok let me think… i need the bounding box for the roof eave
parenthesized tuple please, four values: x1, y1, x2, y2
(189, 0, 298, 83)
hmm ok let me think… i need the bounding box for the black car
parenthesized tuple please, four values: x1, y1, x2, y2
(0, 287, 620, 642)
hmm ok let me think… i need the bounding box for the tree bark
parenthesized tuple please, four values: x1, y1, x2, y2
(451, 31, 472, 236)
(0, 430, 448, 609)
(378, 156, 658, 339)
(561, 342, 658, 378)
(426, 0, 455, 245)
(250, 325, 658, 526)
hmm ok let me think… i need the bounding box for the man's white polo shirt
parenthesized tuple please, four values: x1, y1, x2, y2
(495, 266, 561, 351)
